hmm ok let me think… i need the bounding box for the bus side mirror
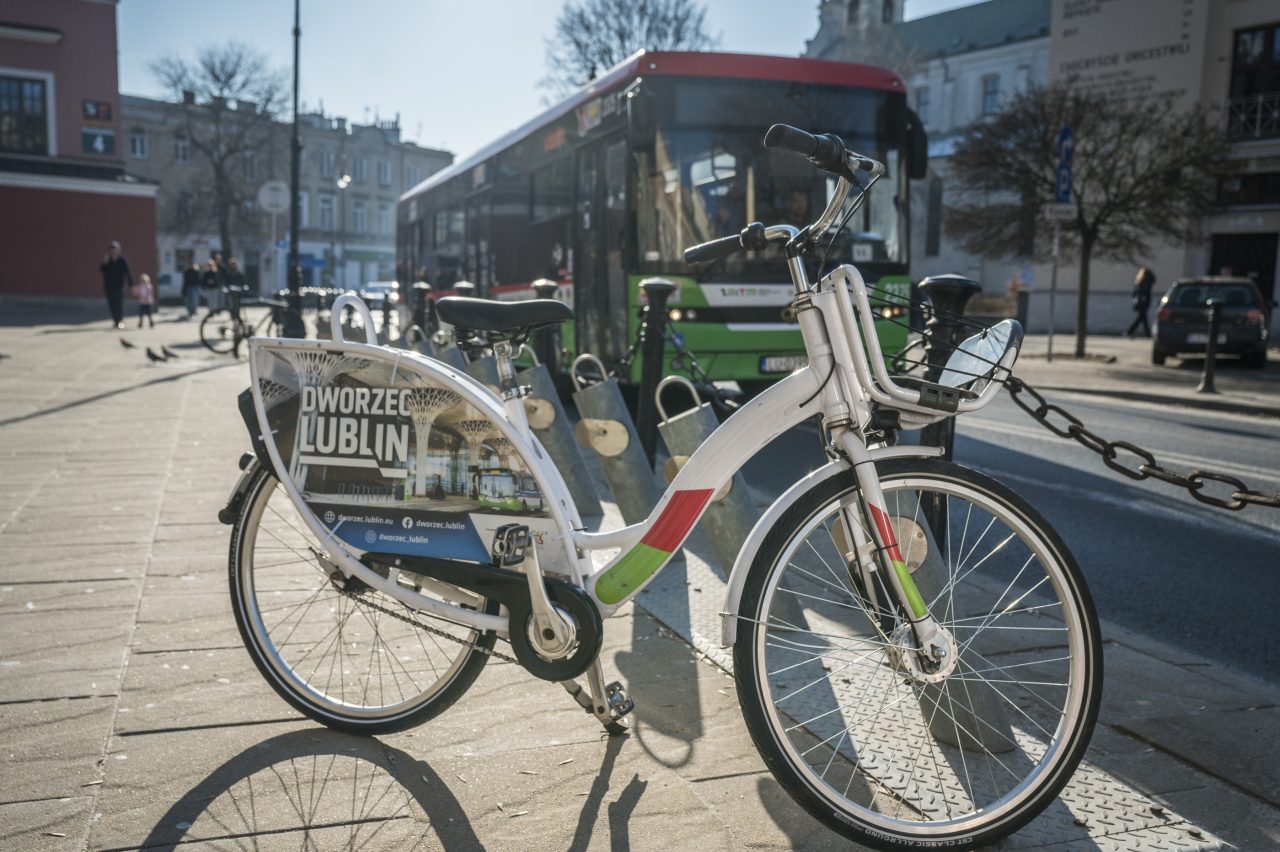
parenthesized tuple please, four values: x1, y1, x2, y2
(906, 108, 928, 181)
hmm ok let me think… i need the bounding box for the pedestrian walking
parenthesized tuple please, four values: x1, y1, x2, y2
(100, 240, 134, 329)
(225, 257, 248, 295)
(200, 260, 220, 312)
(133, 273, 156, 328)
(181, 260, 201, 319)
(1126, 265, 1155, 337)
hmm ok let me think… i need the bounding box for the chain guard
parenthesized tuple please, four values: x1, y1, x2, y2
(364, 551, 603, 682)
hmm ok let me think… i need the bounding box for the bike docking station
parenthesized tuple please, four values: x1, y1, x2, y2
(570, 353, 662, 524)
(655, 375, 755, 577)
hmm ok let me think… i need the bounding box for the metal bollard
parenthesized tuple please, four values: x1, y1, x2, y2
(518, 361, 602, 517)
(635, 278, 677, 469)
(1197, 299, 1223, 394)
(571, 355, 662, 525)
(380, 296, 392, 344)
(453, 280, 477, 299)
(656, 377, 755, 576)
(918, 274, 982, 460)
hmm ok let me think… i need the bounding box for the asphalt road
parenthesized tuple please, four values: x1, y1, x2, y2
(742, 393, 1280, 682)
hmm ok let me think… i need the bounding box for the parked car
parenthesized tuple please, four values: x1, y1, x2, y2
(1152, 276, 1272, 368)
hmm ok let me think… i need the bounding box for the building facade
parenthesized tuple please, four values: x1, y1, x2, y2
(807, 0, 1280, 333)
(0, 0, 157, 303)
(120, 95, 451, 297)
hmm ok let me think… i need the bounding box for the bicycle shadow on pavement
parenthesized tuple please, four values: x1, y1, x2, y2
(135, 727, 482, 850)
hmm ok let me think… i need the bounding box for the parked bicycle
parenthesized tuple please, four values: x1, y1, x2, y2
(200, 288, 286, 357)
(220, 124, 1101, 849)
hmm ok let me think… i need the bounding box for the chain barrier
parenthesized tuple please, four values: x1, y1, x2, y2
(1005, 377, 1280, 511)
(610, 317, 713, 387)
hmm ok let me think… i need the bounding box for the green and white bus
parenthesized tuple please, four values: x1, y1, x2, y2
(397, 50, 926, 388)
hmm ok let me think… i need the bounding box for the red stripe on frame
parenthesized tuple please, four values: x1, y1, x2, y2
(641, 489, 715, 553)
(867, 504, 906, 564)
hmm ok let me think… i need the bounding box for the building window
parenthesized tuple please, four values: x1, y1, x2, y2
(319, 149, 335, 177)
(129, 127, 148, 159)
(404, 164, 421, 190)
(1227, 23, 1280, 139)
(377, 159, 391, 186)
(319, 194, 335, 229)
(846, 0, 859, 24)
(915, 87, 930, 125)
(353, 157, 367, 183)
(0, 75, 49, 155)
(243, 149, 257, 181)
(353, 200, 367, 233)
(378, 202, 391, 235)
(882, 0, 894, 23)
(925, 177, 943, 257)
(981, 75, 1001, 115)
(298, 190, 310, 227)
(174, 133, 190, 163)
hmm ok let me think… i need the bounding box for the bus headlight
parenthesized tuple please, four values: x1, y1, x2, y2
(669, 308, 682, 322)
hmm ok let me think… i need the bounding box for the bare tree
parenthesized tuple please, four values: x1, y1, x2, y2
(151, 42, 286, 260)
(543, 0, 717, 97)
(945, 84, 1225, 357)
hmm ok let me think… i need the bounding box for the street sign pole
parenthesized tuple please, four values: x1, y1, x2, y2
(1048, 220, 1059, 363)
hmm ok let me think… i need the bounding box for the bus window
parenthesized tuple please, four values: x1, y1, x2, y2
(531, 159, 572, 222)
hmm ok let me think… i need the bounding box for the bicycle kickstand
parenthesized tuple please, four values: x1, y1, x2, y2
(560, 658, 634, 737)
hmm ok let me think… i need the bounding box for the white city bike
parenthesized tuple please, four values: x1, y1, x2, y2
(222, 124, 1101, 849)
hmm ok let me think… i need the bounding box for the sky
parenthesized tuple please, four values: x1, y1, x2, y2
(118, 0, 978, 160)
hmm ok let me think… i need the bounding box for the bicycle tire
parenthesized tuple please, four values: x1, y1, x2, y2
(734, 458, 1102, 850)
(200, 309, 237, 354)
(228, 467, 497, 734)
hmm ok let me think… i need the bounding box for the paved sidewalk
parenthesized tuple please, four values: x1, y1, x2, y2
(1013, 333, 1280, 418)
(0, 305, 1277, 850)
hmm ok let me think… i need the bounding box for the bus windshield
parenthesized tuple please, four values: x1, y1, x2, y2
(634, 79, 908, 280)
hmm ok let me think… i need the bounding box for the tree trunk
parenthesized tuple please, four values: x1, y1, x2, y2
(1073, 237, 1092, 358)
(214, 165, 234, 260)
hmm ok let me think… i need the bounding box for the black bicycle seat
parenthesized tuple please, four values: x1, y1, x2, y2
(436, 296, 572, 334)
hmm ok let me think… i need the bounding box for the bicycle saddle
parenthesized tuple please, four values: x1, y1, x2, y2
(436, 296, 572, 334)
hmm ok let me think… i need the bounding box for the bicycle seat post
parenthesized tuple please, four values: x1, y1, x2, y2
(492, 339, 518, 395)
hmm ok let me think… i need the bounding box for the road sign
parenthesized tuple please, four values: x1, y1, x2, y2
(257, 180, 290, 214)
(1055, 126, 1074, 204)
(1044, 202, 1078, 221)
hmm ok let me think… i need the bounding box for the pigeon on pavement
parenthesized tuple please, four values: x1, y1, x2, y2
(145, 347, 167, 364)
(120, 338, 136, 349)
(161, 345, 179, 359)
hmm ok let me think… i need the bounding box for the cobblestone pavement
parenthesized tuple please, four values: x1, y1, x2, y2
(0, 304, 1276, 850)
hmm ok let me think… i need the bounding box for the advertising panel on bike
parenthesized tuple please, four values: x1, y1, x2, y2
(250, 343, 551, 564)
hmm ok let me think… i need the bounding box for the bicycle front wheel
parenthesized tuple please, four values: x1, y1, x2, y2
(200, 309, 237, 354)
(229, 467, 497, 734)
(734, 458, 1101, 849)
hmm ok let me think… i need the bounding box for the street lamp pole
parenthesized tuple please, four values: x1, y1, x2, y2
(282, 0, 306, 337)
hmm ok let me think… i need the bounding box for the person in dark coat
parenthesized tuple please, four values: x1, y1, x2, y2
(181, 260, 202, 319)
(100, 240, 134, 329)
(1126, 266, 1155, 337)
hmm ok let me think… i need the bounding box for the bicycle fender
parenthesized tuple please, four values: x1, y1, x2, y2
(719, 444, 943, 648)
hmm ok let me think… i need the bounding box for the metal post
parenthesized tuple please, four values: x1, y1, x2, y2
(635, 278, 676, 469)
(1197, 299, 1223, 394)
(1047, 219, 1060, 362)
(281, 0, 306, 338)
(531, 279, 561, 371)
(917, 274, 981, 460)
(453, 280, 477, 299)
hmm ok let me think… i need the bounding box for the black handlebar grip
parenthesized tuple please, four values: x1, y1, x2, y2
(683, 234, 743, 265)
(764, 123, 819, 157)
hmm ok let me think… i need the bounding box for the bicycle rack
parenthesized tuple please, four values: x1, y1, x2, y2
(518, 361, 602, 518)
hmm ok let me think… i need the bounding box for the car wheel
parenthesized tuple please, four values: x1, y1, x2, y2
(1152, 346, 1167, 365)
(1246, 350, 1267, 369)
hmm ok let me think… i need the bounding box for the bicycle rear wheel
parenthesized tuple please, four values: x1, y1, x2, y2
(229, 467, 497, 734)
(200, 309, 237, 354)
(734, 458, 1101, 849)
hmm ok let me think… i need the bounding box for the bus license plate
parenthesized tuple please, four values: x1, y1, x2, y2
(1186, 333, 1226, 344)
(760, 355, 807, 374)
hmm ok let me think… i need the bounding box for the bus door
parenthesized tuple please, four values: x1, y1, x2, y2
(465, 193, 491, 293)
(574, 136, 628, 361)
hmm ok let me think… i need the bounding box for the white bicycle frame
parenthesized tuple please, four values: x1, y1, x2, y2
(248, 239, 1017, 649)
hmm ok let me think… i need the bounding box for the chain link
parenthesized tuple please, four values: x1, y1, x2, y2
(1005, 377, 1280, 512)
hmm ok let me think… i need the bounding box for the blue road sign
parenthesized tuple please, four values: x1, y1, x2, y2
(1056, 164, 1073, 203)
(1055, 126, 1074, 203)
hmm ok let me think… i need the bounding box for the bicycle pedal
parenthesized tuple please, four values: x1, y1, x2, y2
(490, 523, 529, 567)
(605, 681, 634, 720)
